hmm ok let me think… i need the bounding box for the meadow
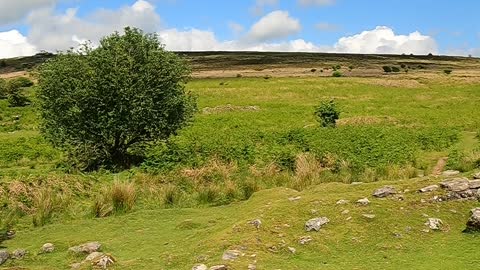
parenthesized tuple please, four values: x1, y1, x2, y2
(1, 58, 480, 269)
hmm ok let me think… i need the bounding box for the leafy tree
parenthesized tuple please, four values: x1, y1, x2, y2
(314, 99, 340, 128)
(37, 27, 196, 170)
(6, 78, 31, 107)
(382, 66, 392, 73)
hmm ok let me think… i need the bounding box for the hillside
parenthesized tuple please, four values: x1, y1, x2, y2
(0, 52, 480, 269)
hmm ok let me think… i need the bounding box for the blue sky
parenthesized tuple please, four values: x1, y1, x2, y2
(0, 0, 478, 58)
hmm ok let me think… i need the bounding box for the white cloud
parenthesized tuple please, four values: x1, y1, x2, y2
(0, 0, 57, 25)
(333, 26, 438, 55)
(250, 0, 279, 16)
(228, 22, 245, 35)
(298, 0, 335, 6)
(26, 0, 161, 51)
(315, 22, 340, 32)
(0, 30, 37, 58)
(247, 11, 301, 42)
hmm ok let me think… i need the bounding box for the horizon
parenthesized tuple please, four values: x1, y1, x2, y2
(0, 0, 479, 59)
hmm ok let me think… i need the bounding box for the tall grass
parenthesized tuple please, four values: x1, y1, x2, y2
(92, 181, 136, 217)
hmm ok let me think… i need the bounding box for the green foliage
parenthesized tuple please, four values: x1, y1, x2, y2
(314, 99, 340, 128)
(332, 71, 343, 77)
(382, 66, 392, 73)
(0, 78, 6, 99)
(37, 27, 196, 171)
(10, 77, 34, 88)
(391, 66, 401, 72)
(444, 69, 453, 75)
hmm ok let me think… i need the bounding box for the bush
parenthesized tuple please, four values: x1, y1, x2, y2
(311, 68, 317, 73)
(314, 99, 340, 128)
(444, 69, 452, 75)
(37, 27, 196, 171)
(382, 66, 392, 73)
(10, 77, 34, 88)
(6, 79, 30, 107)
(391, 66, 401, 72)
(332, 71, 343, 77)
(0, 78, 6, 99)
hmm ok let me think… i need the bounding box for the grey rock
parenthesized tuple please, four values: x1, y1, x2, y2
(222, 250, 242, 261)
(341, 209, 350, 215)
(473, 172, 480, 179)
(351, 182, 363, 185)
(84, 252, 104, 262)
(0, 250, 9, 265)
(69, 242, 101, 254)
(442, 170, 460, 177)
(70, 262, 83, 269)
(248, 264, 257, 270)
(440, 178, 470, 192)
(419, 185, 439, 193)
(425, 218, 443, 230)
(94, 254, 115, 269)
(362, 214, 376, 220)
(209, 265, 227, 270)
(299, 236, 313, 245)
(336, 199, 349, 205)
(356, 198, 370, 205)
(469, 180, 480, 189)
(465, 208, 480, 232)
(288, 196, 301, 202)
(41, 243, 55, 253)
(287, 247, 296, 254)
(11, 249, 27, 259)
(248, 219, 262, 229)
(305, 217, 330, 232)
(192, 264, 208, 270)
(373, 186, 397, 198)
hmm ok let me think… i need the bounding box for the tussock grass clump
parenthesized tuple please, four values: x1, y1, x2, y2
(92, 181, 136, 217)
(32, 188, 70, 227)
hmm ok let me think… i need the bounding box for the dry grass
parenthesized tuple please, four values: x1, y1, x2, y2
(92, 181, 137, 217)
(337, 116, 398, 126)
(32, 188, 70, 227)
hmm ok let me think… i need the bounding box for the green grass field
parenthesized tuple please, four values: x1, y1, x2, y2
(1, 72, 480, 269)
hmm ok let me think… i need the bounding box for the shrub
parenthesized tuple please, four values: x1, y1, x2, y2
(314, 99, 340, 128)
(444, 69, 452, 75)
(400, 64, 406, 69)
(10, 77, 34, 88)
(382, 66, 392, 73)
(6, 80, 30, 107)
(37, 27, 196, 171)
(391, 66, 401, 72)
(311, 68, 317, 73)
(236, 73, 242, 78)
(0, 60, 6, 68)
(332, 71, 343, 77)
(0, 78, 6, 99)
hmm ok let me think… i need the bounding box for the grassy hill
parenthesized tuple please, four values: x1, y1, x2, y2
(0, 52, 480, 269)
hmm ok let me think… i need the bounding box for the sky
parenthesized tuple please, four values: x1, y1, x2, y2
(0, 0, 479, 58)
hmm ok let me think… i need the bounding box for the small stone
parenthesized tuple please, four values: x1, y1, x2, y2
(440, 178, 470, 192)
(393, 232, 402, 238)
(362, 214, 376, 220)
(422, 229, 430, 233)
(373, 186, 397, 198)
(356, 198, 370, 205)
(425, 218, 443, 230)
(341, 209, 350, 215)
(287, 247, 296, 254)
(192, 264, 208, 270)
(299, 236, 312, 245)
(305, 217, 330, 232)
(209, 265, 227, 270)
(93, 254, 115, 269)
(69, 242, 101, 254)
(336, 199, 349, 205)
(248, 264, 257, 270)
(351, 182, 363, 185)
(420, 199, 426, 203)
(0, 250, 9, 265)
(469, 180, 480, 189)
(288, 196, 301, 202)
(84, 252, 104, 262)
(248, 219, 262, 229)
(222, 250, 242, 261)
(70, 262, 83, 269)
(464, 208, 480, 232)
(473, 172, 480, 179)
(442, 170, 460, 177)
(419, 185, 439, 193)
(310, 209, 318, 214)
(41, 243, 55, 253)
(346, 217, 352, 221)
(11, 249, 27, 260)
